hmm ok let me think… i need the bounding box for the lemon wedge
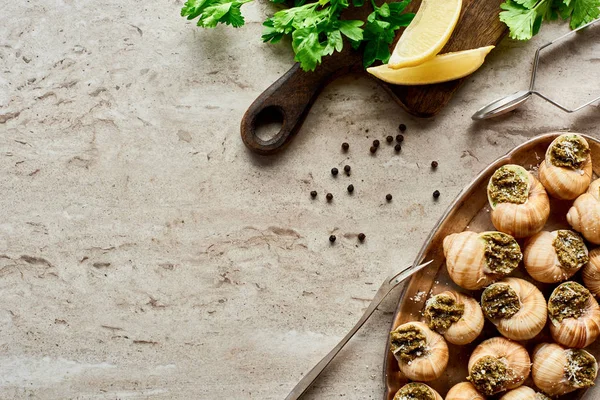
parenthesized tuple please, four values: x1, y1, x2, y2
(367, 46, 494, 86)
(388, 0, 462, 69)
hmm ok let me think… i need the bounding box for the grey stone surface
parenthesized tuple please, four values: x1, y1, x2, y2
(1, 1, 599, 399)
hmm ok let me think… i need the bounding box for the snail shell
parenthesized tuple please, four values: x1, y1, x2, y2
(443, 231, 522, 290)
(567, 178, 600, 244)
(481, 278, 546, 341)
(583, 248, 600, 297)
(488, 165, 550, 238)
(393, 382, 443, 400)
(467, 337, 531, 396)
(445, 382, 485, 400)
(548, 281, 600, 348)
(532, 343, 598, 397)
(539, 133, 593, 200)
(423, 291, 484, 345)
(523, 230, 589, 283)
(389, 321, 448, 382)
(500, 386, 550, 400)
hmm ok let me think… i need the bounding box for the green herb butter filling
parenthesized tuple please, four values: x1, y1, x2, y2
(554, 230, 589, 270)
(489, 166, 529, 205)
(482, 232, 522, 275)
(482, 283, 521, 320)
(549, 135, 590, 169)
(548, 282, 591, 323)
(424, 294, 465, 332)
(566, 349, 597, 388)
(535, 393, 552, 400)
(393, 383, 435, 400)
(390, 325, 427, 363)
(468, 355, 512, 396)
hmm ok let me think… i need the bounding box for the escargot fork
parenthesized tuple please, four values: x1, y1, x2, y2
(284, 259, 434, 400)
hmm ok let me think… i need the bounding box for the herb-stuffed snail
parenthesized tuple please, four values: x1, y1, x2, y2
(499, 386, 551, 400)
(539, 133, 593, 200)
(487, 164, 550, 238)
(467, 337, 530, 396)
(547, 281, 600, 348)
(481, 278, 546, 341)
(583, 248, 600, 297)
(423, 291, 484, 345)
(393, 383, 442, 400)
(532, 343, 598, 397)
(389, 321, 448, 382)
(524, 230, 589, 283)
(443, 231, 522, 290)
(445, 382, 484, 400)
(567, 178, 600, 244)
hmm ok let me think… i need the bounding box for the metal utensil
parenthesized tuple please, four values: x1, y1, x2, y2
(284, 259, 434, 400)
(472, 18, 600, 120)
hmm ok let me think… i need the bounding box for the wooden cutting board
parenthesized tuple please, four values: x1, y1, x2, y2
(241, 0, 507, 155)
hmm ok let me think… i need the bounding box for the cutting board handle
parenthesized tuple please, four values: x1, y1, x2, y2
(241, 63, 337, 155)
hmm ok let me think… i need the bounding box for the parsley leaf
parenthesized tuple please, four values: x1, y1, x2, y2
(570, 0, 600, 28)
(182, 0, 253, 28)
(292, 28, 325, 71)
(500, 0, 548, 40)
(339, 20, 365, 41)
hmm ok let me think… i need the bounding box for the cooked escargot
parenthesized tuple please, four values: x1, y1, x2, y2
(547, 281, 600, 348)
(445, 382, 484, 400)
(443, 231, 522, 290)
(467, 337, 531, 396)
(389, 321, 448, 381)
(393, 382, 442, 400)
(539, 133, 593, 200)
(524, 230, 589, 283)
(500, 386, 551, 400)
(487, 164, 550, 238)
(423, 291, 484, 345)
(568, 178, 600, 244)
(583, 248, 600, 296)
(481, 278, 546, 341)
(532, 343, 598, 397)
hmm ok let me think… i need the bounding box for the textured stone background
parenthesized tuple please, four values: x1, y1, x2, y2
(1, 1, 599, 399)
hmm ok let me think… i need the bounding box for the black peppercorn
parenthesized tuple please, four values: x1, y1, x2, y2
(329, 235, 336, 243)
(326, 193, 333, 201)
(386, 135, 393, 143)
(342, 142, 349, 151)
(394, 144, 401, 152)
(433, 190, 440, 199)
(373, 139, 380, 148)
(370, 146, 377, 154)
(310, 191, 317, 198)
(344, 165, 351, 175)
(386, 194, 392, 202)
(347, 184, 354, 193)
(399, 123, 406, 132)
(431, 161, 438, 169)
(396, 134, 404, 143)
(331, 167, 339, 176)
(358, 233, 366, 242)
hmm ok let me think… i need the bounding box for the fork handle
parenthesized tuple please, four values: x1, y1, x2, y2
(284, 283, 393, 400)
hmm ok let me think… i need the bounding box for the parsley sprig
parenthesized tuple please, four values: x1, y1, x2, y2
(500, 0, 600, 40)
(181, 0, 414, 71)
(181, 0, 254, 27)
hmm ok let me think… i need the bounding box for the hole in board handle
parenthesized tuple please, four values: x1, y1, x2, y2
(254, 106, 284, 143)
